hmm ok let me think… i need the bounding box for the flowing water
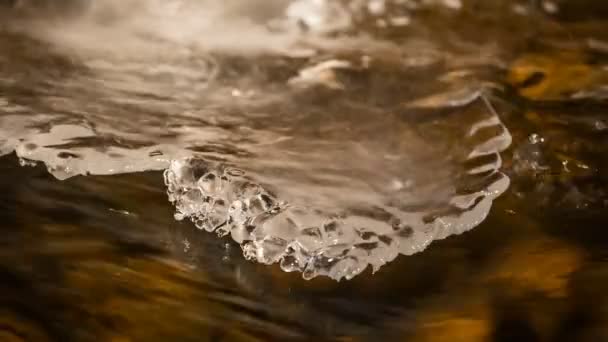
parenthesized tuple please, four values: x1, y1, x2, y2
(0, 0, 607, 340)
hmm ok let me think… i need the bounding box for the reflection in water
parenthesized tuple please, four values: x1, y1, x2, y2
(1, 0, 608, 340)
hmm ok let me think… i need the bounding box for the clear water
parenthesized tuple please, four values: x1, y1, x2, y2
(1, 0, 607, 340)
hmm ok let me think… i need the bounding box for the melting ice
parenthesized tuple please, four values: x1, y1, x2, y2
(1, 0, 512, 280)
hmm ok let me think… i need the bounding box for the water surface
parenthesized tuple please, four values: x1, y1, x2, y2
(1, 0, 607, 340)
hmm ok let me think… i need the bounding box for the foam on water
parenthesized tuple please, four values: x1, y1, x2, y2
(0, 0, 513, 280)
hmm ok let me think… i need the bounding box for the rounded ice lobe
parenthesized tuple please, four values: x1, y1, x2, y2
(165, 150, 510, 281)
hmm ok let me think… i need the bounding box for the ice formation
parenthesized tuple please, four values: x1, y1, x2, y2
(162, 89, 512, 280)
(1, 0, 513, 280)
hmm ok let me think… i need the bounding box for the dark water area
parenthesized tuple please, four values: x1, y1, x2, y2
(1, 0, 608, 341)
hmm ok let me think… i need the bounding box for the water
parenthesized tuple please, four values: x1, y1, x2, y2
(1, 0, 607, 340)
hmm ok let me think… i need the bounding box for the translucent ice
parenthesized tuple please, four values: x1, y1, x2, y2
(1, 0, 511, 280)
(163, 89, 512, 280)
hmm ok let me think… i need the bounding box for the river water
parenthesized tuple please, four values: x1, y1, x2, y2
(1, 0, 607, 340)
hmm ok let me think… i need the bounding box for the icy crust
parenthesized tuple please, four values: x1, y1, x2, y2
(165, 160, 509, 281)
(0, 112, 191, 180)
(0, 0, 514, 281)
(164, 117, 511, 281)
(2, 85, 513, 281)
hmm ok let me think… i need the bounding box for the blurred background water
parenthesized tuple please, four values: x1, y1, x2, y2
(0, 0, 607, 340)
